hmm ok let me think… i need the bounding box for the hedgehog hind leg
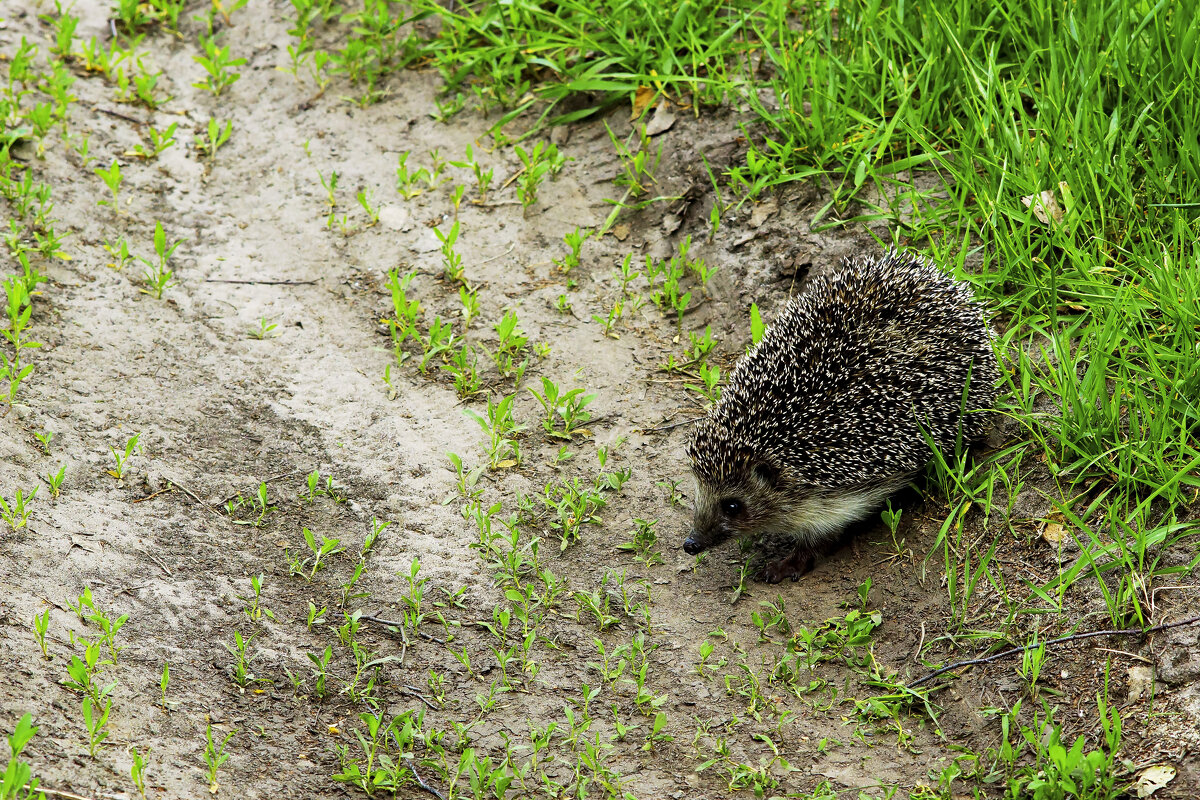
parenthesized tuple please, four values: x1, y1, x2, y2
(757, 543, 815, 584)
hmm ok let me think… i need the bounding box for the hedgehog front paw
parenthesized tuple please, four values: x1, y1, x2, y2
(757, 546, 815, 583)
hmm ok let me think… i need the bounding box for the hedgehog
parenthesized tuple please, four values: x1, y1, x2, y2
(683, 249, 999, 583)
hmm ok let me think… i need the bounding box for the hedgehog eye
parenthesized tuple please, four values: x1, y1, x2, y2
(720, 499, 744, 517)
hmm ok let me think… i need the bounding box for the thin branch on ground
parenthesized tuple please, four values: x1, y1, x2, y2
(910, 614, 1200, 687)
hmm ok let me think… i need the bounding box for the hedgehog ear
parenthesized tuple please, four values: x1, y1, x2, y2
(751, 459, 780, 489)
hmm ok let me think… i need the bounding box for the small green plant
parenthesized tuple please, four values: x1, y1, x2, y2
(33, 430, 53, 454)
(395, 152, 428, 200)
(130, 122, 178, 160)
(465, 393, 523, 469)
(94, 160, 122, 212)
(749, 303, 766, 345)
(0, 714, 42, 800)
(108, 433, 141, 480)
(556, 227, 591, 272)
(592, 300, 623, 338)
(236, 574, 274, 622)
(490, 310, 529, 378)
(0, 487, 37, 531)
(130, 745, 148, 798)
(81, 696, 111, 758)
(224, 631, 260, 687)
(138, 222, 183, 299)
(159, 662, 169, 707)
(527, 377, 595, 438)
(193, 36, 246, 96)
(418, 316, 458, 375)
(203, 724, 235, 794)
(617, 518, 662, 566)
(249, 317, 277, 340)
(31, 609, 51, 659)
(685, 362, 721, 405)
(301, 526, 344, 580)
(514, 141, 564, 210)
(435, 220, 464, 283)
(195, 118, 233, 163)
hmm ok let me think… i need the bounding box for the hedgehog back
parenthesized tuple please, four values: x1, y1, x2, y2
(690, 252, 998, 490)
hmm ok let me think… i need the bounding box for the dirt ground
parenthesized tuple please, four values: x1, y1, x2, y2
(1, 2, 1198, 798)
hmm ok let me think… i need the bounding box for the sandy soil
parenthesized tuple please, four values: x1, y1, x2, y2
(1, 2, 1198, 798)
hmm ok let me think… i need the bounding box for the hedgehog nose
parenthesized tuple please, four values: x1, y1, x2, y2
(683, 534, 704, 555)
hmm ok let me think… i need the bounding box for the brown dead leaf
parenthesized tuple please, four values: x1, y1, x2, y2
(631, 87, 656, 120)
(611, 224, 630, 241)
(1021, 187, 1065, 226)
(1041, 521, 1066, 546)
(1135, 764, 1176, 798)
(644, 101, 676, 136)
(749, 198, 779, 229)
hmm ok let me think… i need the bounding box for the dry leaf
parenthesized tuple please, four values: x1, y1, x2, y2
(644, 101, 676, 136)
(1136, 764, 1176, 798)
(611, 224, 630, 241)
(1126, 665, 1155, 702)
(1021, 188, 1065, 226)
(1041, 521, 1065, 545)
(495, 459, 518, 470)
(631, 87, 656, 120)
(749, 199, 779, 229)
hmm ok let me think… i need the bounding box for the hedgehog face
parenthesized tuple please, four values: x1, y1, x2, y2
(684, 458, 782, 555)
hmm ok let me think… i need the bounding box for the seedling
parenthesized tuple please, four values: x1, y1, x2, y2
(159, 663, 169, 707)
(491, 310, 528, 378)
(592, 300, 623, 338)
(526, 377, 595, 438)
(618, 518, 662, 565)
(33, 430, 53, 454)
(514, 142, 564, 210)
(418, 316, 458, 375)
(236, 574, 274, 622)
(555, 227, 591, 272)
(446, 452, 484, 501)
(685, 362, 721, 405)
(108, 433, 140, 480)
(0, 714, 42, 799)
(94, 160, 122, 212)
(249, 317, 277, 340)
(203, 724, 235, 794)
(130, 746, 148, 798)
(129, 748, 148, 796)
(458, 285, 480, 329)
(81, 696, 111, 758)
(363, 517, 389, 557)
(129, 122, 177, 160)
(308, 645, 333, 698)
(606, 122, 661, 197)
(137, 222, 183, 299)
(395, 152, 428, 199)
(32, 609, 51, 659)
(465, 393, 523, 469)
(193, 36, 246, 96)
(195, 118, 233, 163)
(355, 189, 380, 227)
(224, 631, 261, 686)
(103, 237, 133, 270)
(434, 220, 464, 284)
(0, 487, 37, 531)
(301, 526, 344, 580)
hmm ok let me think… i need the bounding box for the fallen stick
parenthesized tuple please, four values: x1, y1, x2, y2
(909, 613, 1200, 687)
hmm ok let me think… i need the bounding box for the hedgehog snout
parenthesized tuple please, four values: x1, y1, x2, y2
(682, 533, 706, 555)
